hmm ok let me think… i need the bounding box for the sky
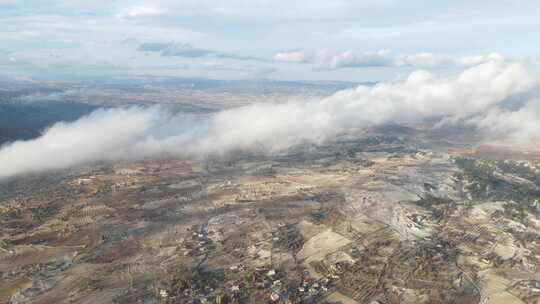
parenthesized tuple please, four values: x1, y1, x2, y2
(1, 0, 540, 81)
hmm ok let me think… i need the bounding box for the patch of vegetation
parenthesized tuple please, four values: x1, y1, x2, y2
(274, 224, 304, 255)
(414, 194, 454, 222)
(455, 157, 540, 204)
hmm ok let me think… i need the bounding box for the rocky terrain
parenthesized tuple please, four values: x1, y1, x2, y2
(1, 130, 539, 304)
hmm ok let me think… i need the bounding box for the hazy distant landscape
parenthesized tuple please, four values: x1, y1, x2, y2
(0, 77, 358, 145)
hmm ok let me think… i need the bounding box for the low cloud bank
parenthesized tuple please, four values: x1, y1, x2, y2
(275, 49, 507, 69)
(0, 60, 538, 178)
(137, 41, 266, 62)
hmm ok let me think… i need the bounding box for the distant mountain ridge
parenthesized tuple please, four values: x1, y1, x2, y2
(0, 102, 98, 145)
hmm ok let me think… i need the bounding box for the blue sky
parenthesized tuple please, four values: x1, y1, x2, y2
(1, 0, 539, 81)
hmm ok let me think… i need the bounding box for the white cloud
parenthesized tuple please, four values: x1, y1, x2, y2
(0, 59, 538, 178)
(0, 55, 22, 67)
(469, 99, 540, 144)
(116, 6, 165, 19)
(400, 52, 445, 67)
(307, 49, 509, 70)
(456, 52, 505, 67)
(313, 49, 395, 69)
(273, 50, 307, 63)
(0, 108, 157, 178)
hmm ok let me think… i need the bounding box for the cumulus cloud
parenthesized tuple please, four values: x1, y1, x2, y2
(0, 60, 538, 178)
(313, 49, 395, 69)
(273, 50, 307, 63)
(137, 41, 266, 62)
